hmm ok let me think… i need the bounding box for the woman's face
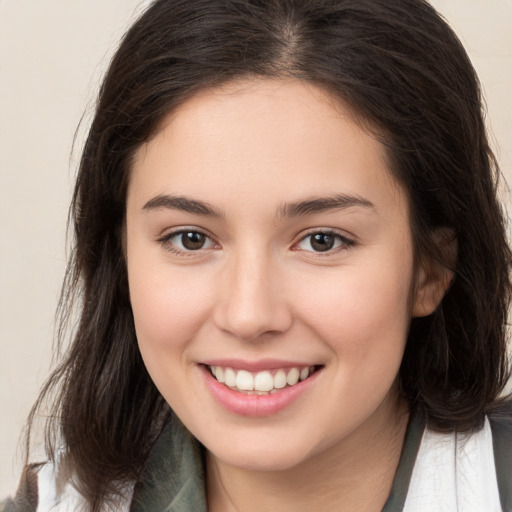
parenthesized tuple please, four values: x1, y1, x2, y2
(126, 79, 434, 471)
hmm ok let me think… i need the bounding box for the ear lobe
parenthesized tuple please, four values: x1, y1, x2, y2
(412, 229, 456, 318)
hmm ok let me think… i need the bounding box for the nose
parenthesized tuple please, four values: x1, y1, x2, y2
(213, 250, 293, 341)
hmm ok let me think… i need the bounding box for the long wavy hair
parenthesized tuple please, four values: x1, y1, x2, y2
(27, 0, 511, 509)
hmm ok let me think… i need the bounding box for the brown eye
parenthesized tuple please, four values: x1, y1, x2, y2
(296, 231, 354, 253)
(160, 229, 216, 253)
(310, 233, 335, 252)
(181, 231, 207, 250)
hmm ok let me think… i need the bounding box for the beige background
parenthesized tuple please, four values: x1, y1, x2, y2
(1, 0, 511, 497)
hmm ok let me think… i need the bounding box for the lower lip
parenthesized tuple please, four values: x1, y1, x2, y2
(201, 365, 321, 417)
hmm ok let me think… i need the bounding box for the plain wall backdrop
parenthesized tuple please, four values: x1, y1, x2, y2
(1, 0, 511, 497)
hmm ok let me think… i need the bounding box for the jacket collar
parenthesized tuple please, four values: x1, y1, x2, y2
(130, 417, 207, 512)
(130, 411, 425, 512)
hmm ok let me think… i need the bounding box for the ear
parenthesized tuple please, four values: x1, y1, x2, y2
(412, 228, 457, 318)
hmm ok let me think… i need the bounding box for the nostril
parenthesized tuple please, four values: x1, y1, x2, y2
(213, 302, 293, 341)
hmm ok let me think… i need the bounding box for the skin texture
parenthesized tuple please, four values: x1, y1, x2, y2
(126, 79, 448, 511)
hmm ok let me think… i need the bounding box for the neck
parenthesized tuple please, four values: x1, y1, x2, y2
(206, 398, 410, 512)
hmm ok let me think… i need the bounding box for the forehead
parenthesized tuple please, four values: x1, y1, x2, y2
(129, 78, 408, 218)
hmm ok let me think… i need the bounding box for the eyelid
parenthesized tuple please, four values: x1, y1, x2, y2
(156, 226, 355, 257)
(293, 228, 356, 254)
(157, 227, 219, 255)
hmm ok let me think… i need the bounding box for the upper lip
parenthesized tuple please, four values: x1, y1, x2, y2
(200, 358, 321, 372)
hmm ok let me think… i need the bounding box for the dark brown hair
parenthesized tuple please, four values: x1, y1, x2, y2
(28, 0, 511, 508)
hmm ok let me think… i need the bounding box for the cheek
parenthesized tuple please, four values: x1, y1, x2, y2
(127, 257, 219, 411)
(127, 251, 215, 357)
(295, 251, 414, 360)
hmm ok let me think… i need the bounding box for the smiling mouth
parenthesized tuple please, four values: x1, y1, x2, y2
(207, 365, 322, 395)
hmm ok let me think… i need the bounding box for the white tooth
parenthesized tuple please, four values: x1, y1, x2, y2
(236, 370, 254, 391)
(300, 367, 310, 381)
(287, 367, 300, 386)
(254, 371, 274, 392)
(274, 369, 287, 389)
(225, 368, 236, 387)
(215, 366, 225, 383)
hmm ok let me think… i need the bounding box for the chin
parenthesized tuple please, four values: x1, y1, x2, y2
(207, 435, 317, 473)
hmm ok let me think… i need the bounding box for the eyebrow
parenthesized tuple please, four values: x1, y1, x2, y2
(142, 193, 375, 219)
(142, 194, 224, 218)
(278, 194, 375, 218)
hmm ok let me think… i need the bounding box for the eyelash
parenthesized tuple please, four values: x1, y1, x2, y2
(157, 229, 217, 257)
(157, 228, 355, 256)
(295, 229, 356, 255)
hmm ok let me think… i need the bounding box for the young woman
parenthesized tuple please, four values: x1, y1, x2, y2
(2, 0, 511, 511)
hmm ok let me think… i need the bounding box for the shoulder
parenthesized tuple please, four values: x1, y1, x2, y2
(403, 404, 512, 512)
(1, 461, 133, 512)
(1, 464, 39, 512)
(488, 400, 512, 512)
